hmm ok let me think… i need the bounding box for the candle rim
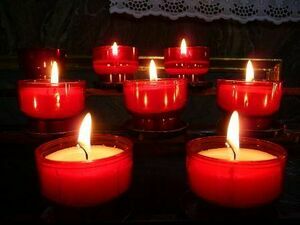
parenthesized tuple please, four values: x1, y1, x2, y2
(18, 79, 86, 86)
(123, 77, 187, 86)
(217, 79, 282, 86)
(93, 45, 137, 50)
(36, 134, 133, 167)
(164, 46, 209, 51)
(187, 136, 286, 165)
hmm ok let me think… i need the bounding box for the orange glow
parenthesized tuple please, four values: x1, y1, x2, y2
(243, 93, 249, 107)
(143, 94, 148, 107)
(164, 93, 168, 107)
(33, 97, 37, 109)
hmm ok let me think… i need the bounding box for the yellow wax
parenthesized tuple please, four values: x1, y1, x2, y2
(198, 148, 276, 161)
(46, 145, 123, 162)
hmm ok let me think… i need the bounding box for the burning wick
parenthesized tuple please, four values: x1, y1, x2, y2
(77, 143, 89, 160)
(225, 141, 237, 160)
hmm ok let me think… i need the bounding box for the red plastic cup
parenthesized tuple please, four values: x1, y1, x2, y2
(18, 80, 85, 120)
(217, 79, 282, 130)
(187, 136, 287, 208)
(35, 134, 133, 207)
(123, 78, 188, 130)
(93, 45, 138, 84)
(164, 46, 209, 83)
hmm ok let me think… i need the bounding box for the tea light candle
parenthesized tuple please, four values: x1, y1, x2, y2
(93, 42, 138, 83)
(123, 60, 187, 130)
(18, 62, 85, 119)
(164, 38, 210, 83)
(186, 111, 287, 208)
(217, 60, 282, 130)
(35, 113, 133, 207)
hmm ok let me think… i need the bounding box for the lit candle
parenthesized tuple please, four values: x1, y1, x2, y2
(164, 38, 210, 83)
(18, 62, 85, 119)
(217, 60, 282, 130)
(35, 113, 133, 207)
(199, 111, 275, 161)
(123, 60, 187, 131)
(186, 111, 287, 208)
(46, 113, 123, 161)
(92, 42, 138, 84)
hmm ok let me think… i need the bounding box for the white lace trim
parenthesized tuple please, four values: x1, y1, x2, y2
(110, 0, 300, 24)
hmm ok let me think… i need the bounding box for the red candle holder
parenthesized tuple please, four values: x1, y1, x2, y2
(35, 134, 133, 207)
(18, 48, 66, 79)
(123, 78, 188, 131)
(186, 136, 287, 208)
(217, 80, 282, 130)
(18, 80, 85, 134)
(93, 45, 138, 86)
(164, 46, 209, 85)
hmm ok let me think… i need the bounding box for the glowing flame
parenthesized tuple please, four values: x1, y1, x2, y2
(77, 113, 92, 151)
(226, 111, 239, 160)
(180, 38, 187, 55)
(149, 60, 158, 81)
(50, 61, 59, 84)
(112, 42, 118, 56)
(245, 60, 254, 82)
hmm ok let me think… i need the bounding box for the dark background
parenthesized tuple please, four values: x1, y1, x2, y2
(0, 1, 300, 224)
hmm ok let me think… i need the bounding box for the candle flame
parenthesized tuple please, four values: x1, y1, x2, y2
(112, 42, 118, 56)
(226, 111, 239, 160)
(50, 61, 59, 84)
(180, 38, 187, 55)
(78, 113, 92, 151)
(245, 60, 254, 82)
(149, 60, 158, 81)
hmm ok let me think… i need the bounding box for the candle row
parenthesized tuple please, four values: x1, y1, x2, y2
(93, 39, 210, 84)
(18, 59, 282, 132)
(35, 111, 286, 209)
(18, 40, 209, 84)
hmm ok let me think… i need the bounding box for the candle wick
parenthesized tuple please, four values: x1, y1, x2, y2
(77, 143, 89, 160)
(226, 141, 237, 160)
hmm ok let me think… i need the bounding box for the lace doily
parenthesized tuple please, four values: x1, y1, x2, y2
(110, 0, 300, 24)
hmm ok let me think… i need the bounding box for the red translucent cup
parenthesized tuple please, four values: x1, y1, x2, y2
(18, 48, 66, 79)
(186, 136, 287, 208)
(93, 45, 138, 84)
(35, 134, 133, 207)
(217, 79, 283, 130)
(18, 80, 85, 120)
(164, 46, 209, 83)
(123, 78, 188, 131)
